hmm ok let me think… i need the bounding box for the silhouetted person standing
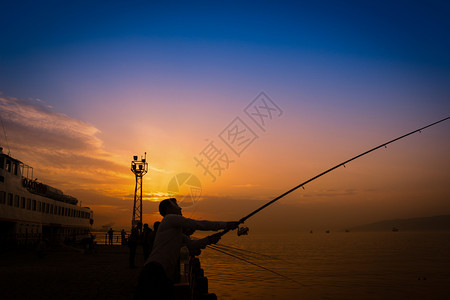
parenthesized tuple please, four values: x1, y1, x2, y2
(148, 221, 160, 254)
(128, 227, 139, 268)
(107, 228, 114, 245)
(121, 229, 127, 245)
(135, 198, 240, 299)
(142, 223, 152, 260)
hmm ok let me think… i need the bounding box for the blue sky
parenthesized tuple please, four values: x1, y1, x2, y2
(1, 1, 449, 116)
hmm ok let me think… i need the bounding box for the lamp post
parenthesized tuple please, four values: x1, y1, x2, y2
(131, 152, 148, 233)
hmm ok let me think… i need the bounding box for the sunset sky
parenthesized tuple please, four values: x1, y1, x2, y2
(1, 1, 449, 231)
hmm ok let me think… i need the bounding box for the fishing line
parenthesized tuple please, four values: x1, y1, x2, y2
(219, 117, 449, 236)
(212, 243, 273, 262)
(214, 243, 292, 263)
(207, 244, 306, 286)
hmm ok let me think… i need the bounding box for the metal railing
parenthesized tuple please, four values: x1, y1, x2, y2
(93, 232, 129, 245)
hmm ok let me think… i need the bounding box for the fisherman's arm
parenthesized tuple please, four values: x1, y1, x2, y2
(170, 215, 239, 231)
(184, 233, 223, 251)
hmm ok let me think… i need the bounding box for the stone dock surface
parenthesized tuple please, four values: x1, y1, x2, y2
(0, 245, 146, 299)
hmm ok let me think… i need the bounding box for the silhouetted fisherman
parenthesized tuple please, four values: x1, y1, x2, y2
(142, 223, 153, 260)
(128, 227, 139, 268)
(107, 228, 114, 245)
(135, 198, 239, 299)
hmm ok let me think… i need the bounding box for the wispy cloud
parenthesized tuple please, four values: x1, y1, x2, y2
(0, 94, 129, 193)
(1, 95, 102, 153)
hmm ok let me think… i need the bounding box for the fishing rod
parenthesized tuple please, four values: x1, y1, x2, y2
(221, 117, 449, 236)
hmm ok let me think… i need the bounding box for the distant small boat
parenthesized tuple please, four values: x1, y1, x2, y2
(309, 230, 313, 234)
(325, 230, 330, 234)
(392, 227, 399, 232)
(345, 229, 350, 233)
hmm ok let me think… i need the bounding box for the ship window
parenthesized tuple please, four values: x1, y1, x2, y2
(57, 206, 60, 215)
(61, 207, 65, 216)
(14, 195, 19, 207)
(0, 157, 4, 169)
(45, 203, 49, 213)
(21, 197, 25, 209)
(0, 175, 4, 182)
(13, 163, 18, 175)
(32, 200, 36, 211)
(27, 198, 31, 210)
(5, 160, 11, 172)
(0, 191, 5, 204)
(7, 193, 13, 205)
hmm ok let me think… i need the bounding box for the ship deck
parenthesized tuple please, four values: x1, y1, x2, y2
(0, 245, 144, 299)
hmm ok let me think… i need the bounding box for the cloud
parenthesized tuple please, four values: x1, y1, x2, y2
(0, 94, 129, 193)
(0, 95, 101, 153)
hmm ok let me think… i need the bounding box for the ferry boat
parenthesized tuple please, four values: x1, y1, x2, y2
(0, 146, 93, 247)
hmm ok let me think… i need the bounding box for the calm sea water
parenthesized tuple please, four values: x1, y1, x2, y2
(197, 231, 450, 300)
